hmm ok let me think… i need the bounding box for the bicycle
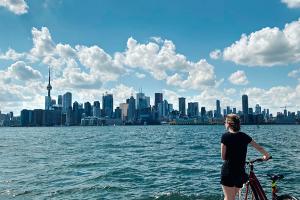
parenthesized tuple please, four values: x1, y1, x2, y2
(239, 157, 298, 200)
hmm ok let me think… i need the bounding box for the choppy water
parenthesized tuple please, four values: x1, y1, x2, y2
(0, 125, 299, 200)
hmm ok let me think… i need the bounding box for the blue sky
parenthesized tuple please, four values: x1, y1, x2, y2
(1, 0, 300, 114)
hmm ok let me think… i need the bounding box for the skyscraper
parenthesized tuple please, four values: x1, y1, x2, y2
(102, 93, 113, 118)
(93, 101, 101, 118)
(63, 92, 72, 113)
(255, 104, 261, 114)
(58, 95, 62, 106)
(216, 100, 221, 118)
(179, 97, 186, 116)
(84, 102, 92, 117)
(201, 107, 206, 117)
(187, 102, 199, 118)
(119, 103, 129, 121)
(155, 93, 163, 109)
(242, 94, 249, 124)
(127, 96, 136, 122)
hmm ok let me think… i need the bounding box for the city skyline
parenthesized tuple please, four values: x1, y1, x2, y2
(1, 0, 300, 114)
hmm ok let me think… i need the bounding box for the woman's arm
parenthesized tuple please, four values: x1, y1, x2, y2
(221, 143, 226, 160)
(250, 140, 270, 160)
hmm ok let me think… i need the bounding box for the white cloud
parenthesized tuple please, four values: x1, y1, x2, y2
(0, 61, 42, 82)
(30, 27, 55, 59)
(135, 72, 146, 79)
(0, 0, 28, 15)
(282, 0, 300, 8)
(219, 19, 300, 67)
(288, 68, 300, 78)
(209, 49, 222, 59)
(76, 45, 125, 82)
(0, 48, 25, 60)
(117, 37, 219, 90)
(228, 70, 249, 85)
(0, 80, 44, 113)
(166, 60, 218, 90)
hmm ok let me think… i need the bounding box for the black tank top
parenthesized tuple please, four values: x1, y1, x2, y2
(221, 132, 252, 172)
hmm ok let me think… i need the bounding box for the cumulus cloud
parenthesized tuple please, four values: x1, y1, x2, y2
(76, 45, 125, 82)
(228, 70, 249, 85)
(0, 0, 28, 15)
(116, 37, 219, 90)
(209, 49, 222, 59)
(0, 61, 42, 82)
(0, 48, 25, 60)
(30, 27, 55, 59)
(282, 0, 300, 8)
(166, 60, 218, 89)
(217, 19, 300, 67)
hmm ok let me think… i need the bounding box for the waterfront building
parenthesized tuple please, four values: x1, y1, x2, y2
(127, 96, 136, 122)
(179, 97, 186, 116)
(216, 100, 222, 118)
(119, 103, 128, 121)
(155, 93, 163, 109)
(158, 100, 170, 119)
(187, 102, 199, 118)
(93, 101, 101, 118)
(242, 94, 249, 124)
(255, 104, 261, 114)
(58, 95, 62, 106)
(63, 92, 72, 113)
(136, 92, 148, 110)
(233, 107, 237, 114)
(223, 109, 227, 116)
(201, 107, 206, 118)
(114, 107, 122, 119)
(84, 102, 92, 117)
(226, 106, 232, 115)
(146, 96, 150, 107)
(102, 93, 113, 118)
(33, 109, 44, 126)
(249, 108, 254, 115)
(21, 109, 30, 126)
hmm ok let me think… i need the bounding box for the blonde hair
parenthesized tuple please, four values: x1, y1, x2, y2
(226, 114, 241, 132)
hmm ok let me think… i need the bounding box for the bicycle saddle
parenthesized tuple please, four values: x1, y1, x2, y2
(267, 174, 284, 181)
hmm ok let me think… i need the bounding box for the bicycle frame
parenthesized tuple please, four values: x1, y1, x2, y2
(243, 159, 279, 200)
(244, 168, 268, 200)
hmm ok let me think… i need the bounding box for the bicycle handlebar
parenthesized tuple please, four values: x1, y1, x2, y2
(246, 156, 272, 165)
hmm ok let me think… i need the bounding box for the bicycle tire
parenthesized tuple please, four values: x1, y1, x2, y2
(277, 194, 299, 200)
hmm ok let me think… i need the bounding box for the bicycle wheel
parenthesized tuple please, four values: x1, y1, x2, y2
(277, 194, 299, 200)
(239, 184, 255, 200)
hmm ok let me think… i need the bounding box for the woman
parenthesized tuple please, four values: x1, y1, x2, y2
(221, 114, 270, 200)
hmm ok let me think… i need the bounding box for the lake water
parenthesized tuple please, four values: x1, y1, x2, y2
(0, 125, 299, 199)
